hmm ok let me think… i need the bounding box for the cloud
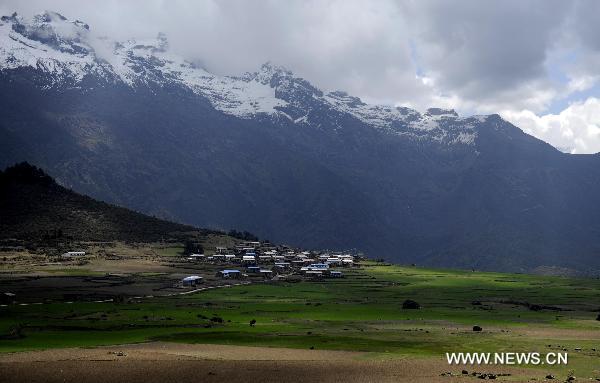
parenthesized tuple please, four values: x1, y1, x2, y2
(407, 2, 563, 86)
(0, 0, 598, 152)
(502, 97, 600, 154)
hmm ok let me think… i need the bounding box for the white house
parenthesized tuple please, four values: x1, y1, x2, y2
(217, 269, 243, 279)
(258, 255, 272, 262)
(242, 255, 256, 265)
(61, 251, 85, 257)
(307, 263, 329, 270)
(326, 257, 342, 265)
(182, 275, 203, 286)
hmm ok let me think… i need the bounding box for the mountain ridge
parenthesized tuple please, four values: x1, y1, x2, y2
(1, 11, 599, 273)
(0, 10, 498, 147)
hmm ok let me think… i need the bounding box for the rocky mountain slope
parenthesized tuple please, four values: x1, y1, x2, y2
(1, 11, 599, 272)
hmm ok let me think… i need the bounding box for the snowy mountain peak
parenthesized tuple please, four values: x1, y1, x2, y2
(3, 11, 91, 55)
(425, 108, 459, 118)
(0, 10, 489, 147)
(327, 91, 367, 108)
(119, 32, 169, 53)
(28, 11, 89, 33)
(0, 12, 20, 24)
(252, 61, 293, 84)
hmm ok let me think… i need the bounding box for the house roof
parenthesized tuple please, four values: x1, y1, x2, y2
(182, 275, 203, 281)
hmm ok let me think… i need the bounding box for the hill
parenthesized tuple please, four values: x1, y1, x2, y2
(0, 162, 210, 243)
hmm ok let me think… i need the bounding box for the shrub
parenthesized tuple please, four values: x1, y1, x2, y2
(402, 299, 420, 309)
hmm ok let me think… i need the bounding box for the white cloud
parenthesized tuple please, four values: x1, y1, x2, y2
(502, 97, 600, 154)
(0, 0, 599, 153)
(0, 0, 582, 112)
(567, 74, 598, 93)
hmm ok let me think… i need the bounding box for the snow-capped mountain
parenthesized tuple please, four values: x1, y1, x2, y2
(1, 11, 481, 145)
(2, 11, 600, 274)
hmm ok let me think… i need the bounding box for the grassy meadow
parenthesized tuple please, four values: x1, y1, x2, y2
(1, 262, 600, 378)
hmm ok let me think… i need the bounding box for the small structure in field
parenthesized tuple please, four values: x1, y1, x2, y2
(259, 269, 273, 279)
(182, 275, 203, 286)
(188, 254, 205, 261)
(273, 262, 291, 272)
(258, 254, 272, 262)
(327, 270, 344, 278)
(217, 269, 242, 279)
(326, 257, 342, 266)
(242, 255, 256, 265)
(305, 270, 324, 279)
(305, 263, 329, 271)
(0, 292, 16, 305)
(61, 251, 86, 257)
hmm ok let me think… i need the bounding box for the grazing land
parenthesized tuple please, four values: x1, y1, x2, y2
(2, 256, 600, 382)
(1, 164, 599, 382)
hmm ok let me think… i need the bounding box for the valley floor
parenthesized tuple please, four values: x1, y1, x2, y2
(0, 342, 539, 383)
(1, 244, 600, 382)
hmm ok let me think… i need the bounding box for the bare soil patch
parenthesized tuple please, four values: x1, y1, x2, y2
(0, 342, 542, 383)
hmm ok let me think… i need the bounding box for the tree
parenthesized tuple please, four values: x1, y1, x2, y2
(227, 229, 259, 242)
(183, 240, 203, 255)
(402, 299, 420, 309)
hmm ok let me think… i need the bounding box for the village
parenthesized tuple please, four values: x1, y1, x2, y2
(54, 240, 360, 294)
(179, 240, 357, 287)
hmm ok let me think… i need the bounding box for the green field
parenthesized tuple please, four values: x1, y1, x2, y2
(2, 262, 600, 378)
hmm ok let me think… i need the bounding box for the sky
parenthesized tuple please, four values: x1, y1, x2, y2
(1, 0, 599, 153)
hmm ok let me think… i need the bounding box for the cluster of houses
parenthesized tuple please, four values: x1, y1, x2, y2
(181, 241, 357, 285)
